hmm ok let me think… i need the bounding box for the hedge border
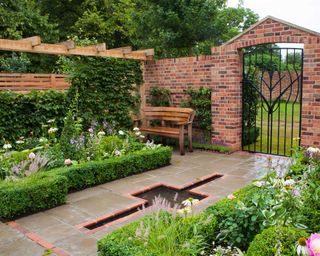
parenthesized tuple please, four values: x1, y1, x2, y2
(0, 147, 172, 219)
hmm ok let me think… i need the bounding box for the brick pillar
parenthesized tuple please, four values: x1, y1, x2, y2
(211, 46, 242, 150)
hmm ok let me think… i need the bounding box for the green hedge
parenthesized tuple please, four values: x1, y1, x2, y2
(0, 147, 172, 219)
(54, 146, 172, 191)
(0, 172, 68, 219)
(246, 226, 309, 256)
(0, 90, 67, 144)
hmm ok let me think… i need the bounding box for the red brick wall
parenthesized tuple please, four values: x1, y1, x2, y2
(143, 17, 320, 150)
(143, 56, 214, 106)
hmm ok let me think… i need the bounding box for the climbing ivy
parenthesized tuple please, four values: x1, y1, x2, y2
(181, 87, 212, 141)
(148, 85, 172, 107)
(64, 56, 143, 129)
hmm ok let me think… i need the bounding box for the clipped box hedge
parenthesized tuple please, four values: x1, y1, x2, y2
(0, 172, 68, 219)
(54, 146, 172, 191)
(0, 147, 172, 219)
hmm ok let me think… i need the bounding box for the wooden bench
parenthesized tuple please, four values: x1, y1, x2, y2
(134, 107, 196, 155)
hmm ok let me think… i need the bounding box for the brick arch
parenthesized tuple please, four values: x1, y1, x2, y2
(210, 16, 320, 150)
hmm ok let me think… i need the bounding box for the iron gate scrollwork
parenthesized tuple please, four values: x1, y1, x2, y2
(242, 47, 303, 156)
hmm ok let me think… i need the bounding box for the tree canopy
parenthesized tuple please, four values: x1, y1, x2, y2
(0, 0, 259, 63)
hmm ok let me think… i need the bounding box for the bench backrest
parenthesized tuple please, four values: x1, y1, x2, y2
(141, 107, 195, 124)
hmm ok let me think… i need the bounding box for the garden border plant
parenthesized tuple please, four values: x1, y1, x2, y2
(0, 146, 172, 219)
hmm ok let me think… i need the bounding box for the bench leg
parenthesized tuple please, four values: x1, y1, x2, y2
(188, 124, 193, 152)
(179, 126, 185, 155)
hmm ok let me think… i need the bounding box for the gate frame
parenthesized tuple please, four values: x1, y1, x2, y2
(241, 47, 304, 156)
(211, 16, 320, 151)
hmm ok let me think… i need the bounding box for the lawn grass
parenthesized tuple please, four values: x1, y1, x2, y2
(244, 101, 301, 156)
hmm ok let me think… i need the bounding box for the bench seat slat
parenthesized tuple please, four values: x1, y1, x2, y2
(143, 107, 194, 114)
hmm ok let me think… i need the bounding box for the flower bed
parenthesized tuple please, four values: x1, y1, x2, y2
(0, 146, 172, 219)
(98, 146, 320, 256)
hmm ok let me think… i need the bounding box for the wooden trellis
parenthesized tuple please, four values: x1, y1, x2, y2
(0, 36, 154, 60)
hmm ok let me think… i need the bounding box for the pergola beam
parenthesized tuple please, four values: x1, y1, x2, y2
(0, 36, 154, 60)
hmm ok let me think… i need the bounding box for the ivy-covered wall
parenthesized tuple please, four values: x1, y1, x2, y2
(0, 57, 143, 145)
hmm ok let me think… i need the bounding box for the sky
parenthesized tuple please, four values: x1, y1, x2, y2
(227, 0, 320, 33)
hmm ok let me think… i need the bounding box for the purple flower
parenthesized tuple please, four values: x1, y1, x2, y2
(307, 234, 320, 256)
(292, 189, 301, 197)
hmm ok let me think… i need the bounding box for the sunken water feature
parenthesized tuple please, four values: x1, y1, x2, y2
(84, 173, 222, 230)
(134, 185, 205, 208)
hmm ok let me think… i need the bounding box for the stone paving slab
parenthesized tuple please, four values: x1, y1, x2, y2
(0, 150, 275, 256)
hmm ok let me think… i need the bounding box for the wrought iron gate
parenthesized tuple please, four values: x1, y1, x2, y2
(242, 47, 303, 156)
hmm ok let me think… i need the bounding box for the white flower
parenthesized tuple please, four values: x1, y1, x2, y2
(48, 127, 58, 134)
(227, 194, 236, 200)
(47, 119, 55, 123)
(177, 207, 192, 215)
(307, 146, 320, 157)
(3, 143, 12, 150)
(118, 130, 125, 136)
(114, 150, 122, 156)
(29, 152, 36, 159)
(284, 179, 295, 186)
(97, 131, 106, 136)
(253, 181, 268, 187)
(182, 198, 199, 207)
(39, 137, 48, 143)
(140, 135, 145, 139)
(135, 132, 141, 136)
(16, 140, 24, 144)
(133, 127, 140, 131)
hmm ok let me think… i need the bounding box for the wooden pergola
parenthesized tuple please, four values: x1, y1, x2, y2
(0, 36, 154, 60)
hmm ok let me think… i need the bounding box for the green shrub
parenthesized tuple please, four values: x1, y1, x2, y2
(181, 87, 212, 142)
(0, 172, 68, 219)
(0, 90, 67, 145)
(246, 226, 309, 256)
(98, 211, 217, 256)
(54, 146, 172, 191)
(148, 86, 172, 107)
(205, 185, 261, 249)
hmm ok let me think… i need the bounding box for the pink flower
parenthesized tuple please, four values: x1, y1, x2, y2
(64, 159, 72, 166)
(307, 234, 320, 256)
(227, 194, 236, 200)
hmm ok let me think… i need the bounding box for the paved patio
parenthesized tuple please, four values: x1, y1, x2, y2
(0, 150, 273, 256)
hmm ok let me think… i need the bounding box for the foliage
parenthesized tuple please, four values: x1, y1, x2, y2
(59, 89, 84, 160)
(0, 172, 68, 219)
(0, 52, 31, 72)
(192, 142, 230, 153)
(148, 86, 172, 107)
(72, 0, 135, 48)
(63, 56, 143, 129)
(181, 87, 212, 142)
(0, 0, 58, 41)
(98, 210, 217, 256)
(0, 90, 67, 146)
(246, 226, 309, 256)
(130, 0, 258, 57)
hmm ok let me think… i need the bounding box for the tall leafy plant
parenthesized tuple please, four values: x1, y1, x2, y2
(181, 87, 212, 142)
(64, 56, 143, 130)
